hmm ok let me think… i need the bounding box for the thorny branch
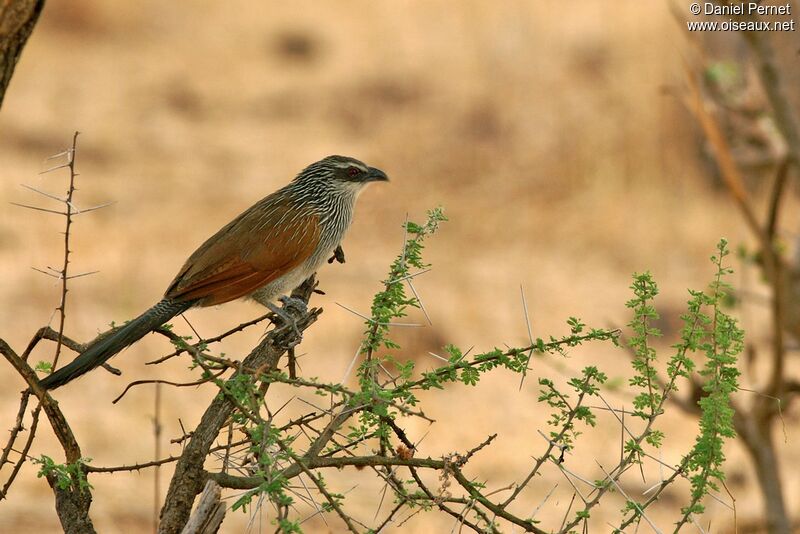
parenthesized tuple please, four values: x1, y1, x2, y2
(0, 143, 751, 533)
(1, 134, 98, 533)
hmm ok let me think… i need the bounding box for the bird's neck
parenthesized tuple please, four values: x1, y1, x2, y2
(285, 180, 358, 229)
(319, 186, 357, 230)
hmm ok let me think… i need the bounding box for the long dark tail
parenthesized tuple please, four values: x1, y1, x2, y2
(40, 299, 193, 390)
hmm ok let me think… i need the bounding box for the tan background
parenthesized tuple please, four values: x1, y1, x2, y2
(0, 1, 798, 532)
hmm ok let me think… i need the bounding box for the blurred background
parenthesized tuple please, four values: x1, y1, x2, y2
(1, 1, 799, 532)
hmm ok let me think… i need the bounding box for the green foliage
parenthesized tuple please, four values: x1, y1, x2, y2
(202, 205, 741, 532)
(360, 207, 447, 360)
(627, 271, 662, 421)
(275, 519, 302, 533)
(538, 365, 607, 450)
(35, 360, 53, 374)
(679, 239, 741, 519)
(214, 371, 299, 520)
(615, 239, 742, 530)
(33, 455, 92, 492)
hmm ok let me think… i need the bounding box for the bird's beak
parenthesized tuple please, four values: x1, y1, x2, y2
(366, 167, 389, 182)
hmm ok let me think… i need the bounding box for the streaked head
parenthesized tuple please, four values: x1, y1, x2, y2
(295, 155, 389, 191)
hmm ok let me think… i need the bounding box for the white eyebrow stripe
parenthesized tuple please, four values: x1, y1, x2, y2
(331, 159, 367, 172)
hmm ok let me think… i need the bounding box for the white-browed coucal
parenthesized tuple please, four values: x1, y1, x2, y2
(39, 155, 388, 389)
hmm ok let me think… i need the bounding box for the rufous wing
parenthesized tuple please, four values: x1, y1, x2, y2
(165, 200, 321, 306)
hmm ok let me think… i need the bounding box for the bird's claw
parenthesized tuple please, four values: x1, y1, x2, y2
(268, 296, 308, 340)
(279, 295, 308, 315)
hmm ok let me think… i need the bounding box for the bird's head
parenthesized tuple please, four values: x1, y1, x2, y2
(295, 155, 389, 194)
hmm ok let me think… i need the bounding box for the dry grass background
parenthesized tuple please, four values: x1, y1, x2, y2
(1, 1, 799, 532)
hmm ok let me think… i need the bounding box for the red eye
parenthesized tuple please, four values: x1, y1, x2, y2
(347, 167, 361, 177)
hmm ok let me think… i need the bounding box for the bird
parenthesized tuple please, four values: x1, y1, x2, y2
(39, 155, 388, 390)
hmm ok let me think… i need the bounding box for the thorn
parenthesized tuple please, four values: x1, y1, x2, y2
(44, 149, 72, 161)
(31, 267, 62, 279)
(334, 302, 423, 327)
(73, 200, 116, 214)
(406, 278, 432, 326)
(66, 270, 100, 280)
(518, 283, 536, 390)
(38, 162, 71, 174)
(19, 183, 67, 203)
(9, 202, 67, 215)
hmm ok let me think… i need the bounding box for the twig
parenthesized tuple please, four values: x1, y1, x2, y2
(766, 158, 791, 241)
(596, 461, 661, 534)
(501, 374, 594, 508)
(154, 382, 162, 534)
(0, 389, 30, 470)
(449, 467, 547, 533)
(158, 279, 320, 534)
(51, 131, 80, 371)
(112, 372, 225, 405)
(22, 326, 84, 360)
(146, 312, 274, 365)
(406, 467, 488, 533)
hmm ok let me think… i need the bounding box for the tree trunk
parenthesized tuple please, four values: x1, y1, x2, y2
(0, 0, 45, 109)
(51, 476, 96, 534)
(735, 411, 792, 534)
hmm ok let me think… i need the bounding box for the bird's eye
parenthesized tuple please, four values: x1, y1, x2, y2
(347, 167, 362, 177)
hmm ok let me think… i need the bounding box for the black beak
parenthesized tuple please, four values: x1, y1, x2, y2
(366, 167, 389, 182)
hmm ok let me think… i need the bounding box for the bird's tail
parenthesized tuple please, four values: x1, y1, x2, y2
(40, 298, 193, 390)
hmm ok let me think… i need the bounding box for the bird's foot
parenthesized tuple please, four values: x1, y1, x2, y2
(279, 295, 308, 315)
(267, 296, 308, 340)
